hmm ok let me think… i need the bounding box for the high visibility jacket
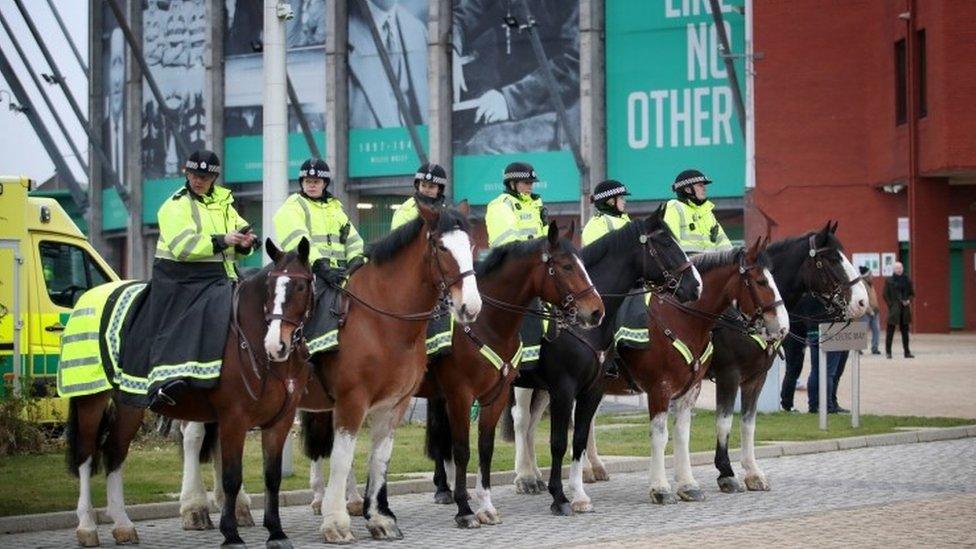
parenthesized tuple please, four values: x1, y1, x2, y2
(155, 185, 251, 279)
(581, 211, 631, 246)
(390, 195, 447, 230)
(663, 198, 732, 254)
(274, 193, 364, 268)
(485, 192, 546, 247)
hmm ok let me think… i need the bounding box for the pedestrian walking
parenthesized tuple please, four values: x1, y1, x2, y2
(883, 261, 915, 359)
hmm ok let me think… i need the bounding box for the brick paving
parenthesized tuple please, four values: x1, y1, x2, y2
(4, 438, 973, 548)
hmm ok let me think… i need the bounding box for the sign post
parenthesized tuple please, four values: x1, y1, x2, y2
(818, 322, 868, 429)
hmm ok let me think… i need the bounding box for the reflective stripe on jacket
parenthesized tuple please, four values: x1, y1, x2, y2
(273, 193, 364, 268)
(155, 185, 250, 279)
(663, 198, 731, 254)
(582, 212, 631, 246)
(486, 192, 546, 247)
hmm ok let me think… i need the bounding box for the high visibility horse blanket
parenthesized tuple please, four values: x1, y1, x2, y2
(57, 260, 233, 408)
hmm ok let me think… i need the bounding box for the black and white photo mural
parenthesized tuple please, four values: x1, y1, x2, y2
(101, 2, 127, 230)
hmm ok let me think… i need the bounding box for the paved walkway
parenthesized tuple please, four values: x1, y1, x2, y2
(5, 438, 973, 548)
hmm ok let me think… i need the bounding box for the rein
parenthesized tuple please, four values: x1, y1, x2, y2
(601, 229, 695, 298)
(792, 233, 862, 321)
(459, 325, 521, 408)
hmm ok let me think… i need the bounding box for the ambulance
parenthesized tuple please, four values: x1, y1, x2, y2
(0, 176, 119, 421)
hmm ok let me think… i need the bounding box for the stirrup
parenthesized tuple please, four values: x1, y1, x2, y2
(152, 380, 187, 407)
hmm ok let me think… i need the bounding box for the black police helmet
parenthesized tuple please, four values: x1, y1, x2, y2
(503, 161, 538, 189)
(184, 150, 221, 176)
(672, 169, 712, 193)
(299, 158, 331, 184)
(414, 162, 448, 190)
(591, 179, 631, 203)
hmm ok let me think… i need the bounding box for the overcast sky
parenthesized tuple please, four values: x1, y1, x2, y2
(0, 0, 89, 186)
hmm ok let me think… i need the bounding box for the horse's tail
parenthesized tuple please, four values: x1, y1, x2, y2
(499, 387, 516, 442)
(65, 396, 114, 478)
(300, 411, 335, 460)
(424, 398, 453, 462)
(198, 422, 219, 464)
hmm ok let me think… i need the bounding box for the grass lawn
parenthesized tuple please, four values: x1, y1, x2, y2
(1, 410, 969, 517)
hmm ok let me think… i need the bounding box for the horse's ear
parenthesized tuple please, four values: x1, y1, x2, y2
(266, 238, 283, 263)
(820, 220, 832, 235)
(297, 237, 310, 264)
(547, 220, 559, 246)
(456, 199, 471, 218)
(418, 202, 439, 226)
(654, 203, 667, 223)
(830, 220, 839, 234)
(563, 220, 575, 241)
(747, 236, 762, 260)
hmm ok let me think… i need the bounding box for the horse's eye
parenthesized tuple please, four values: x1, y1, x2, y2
(296, 282, 307, 292)
(561, 263, 573, 272)
(757, 279, 768, 287)
(438, 244, 448, 252)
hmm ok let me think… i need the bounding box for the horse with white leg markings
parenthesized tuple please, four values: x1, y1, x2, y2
(510, 208, 701, 516)
(177, 421, 255, 530)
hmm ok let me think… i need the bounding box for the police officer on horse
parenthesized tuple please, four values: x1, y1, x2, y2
(486, 162, 547, 247)
(391, 162, 449, 230)
(664, 169, 732, 254)
(582, 179, 632, 246)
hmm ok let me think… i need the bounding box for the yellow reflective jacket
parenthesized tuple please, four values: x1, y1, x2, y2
(273, 193, 364, 268)
(485, 192, 546, 247)
(582, 211, 631, 246)
(663, 198, 731, 254)
(390, 195, 447, 230)
(155, 184, 251, 279)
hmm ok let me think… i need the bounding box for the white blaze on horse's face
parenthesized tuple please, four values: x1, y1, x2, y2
(265, 276, 291, 361)
(691, 263, 703, 300)
(840, 252, 870, 319)
(762, 268, 790, 340)
(440, 229, 481, 324)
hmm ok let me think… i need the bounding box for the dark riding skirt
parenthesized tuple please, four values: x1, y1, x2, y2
(117, 259, 232, 408)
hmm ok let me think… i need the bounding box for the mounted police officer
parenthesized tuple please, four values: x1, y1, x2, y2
(582, 179, 631, 246)
(274, 158, 365, 287)
(485, 161, 547, 247)
(664, 169, 732, 254)
(142, 149, 255, 407)
(390, 162, 449, 230)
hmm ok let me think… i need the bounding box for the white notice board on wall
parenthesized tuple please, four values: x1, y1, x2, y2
(852, 253, 881, 277)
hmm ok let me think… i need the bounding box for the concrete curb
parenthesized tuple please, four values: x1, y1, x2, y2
(2, 424, 973, 535)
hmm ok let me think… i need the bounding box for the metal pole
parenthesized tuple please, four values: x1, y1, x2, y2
(707, 0, 746, 138)
(263, 0, 289, 266)
(286, 74, 322, 159)
(516, 0, 585, 176)
(43, 0, 89, 78)
(851, 351, 860, 428)
(0, 46, 89, 210)
(353, 0, 428, 164)
(103, 0, 190, 160)
(818, 347, 828, 430)
(0, 10, 89, 175)
(11, 0, 128, 207)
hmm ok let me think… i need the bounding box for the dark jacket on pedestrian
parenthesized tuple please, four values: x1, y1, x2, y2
(883, 273, 914, 325)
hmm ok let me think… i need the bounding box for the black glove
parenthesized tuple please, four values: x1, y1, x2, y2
(212, 235, 230, 253)
(347, 256, 366, 274)
(313, 259, 346, 287)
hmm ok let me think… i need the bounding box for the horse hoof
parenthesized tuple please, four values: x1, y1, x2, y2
(221, 543, 247, 549)
(550, 501, 573, 516)
(717, 476, 745, 493)
(744, 474, 771, 491)
(346, 500, 364, 517)
(650, 490, 678, 504)
(677, 487, 706, 502)
(535, 479, 548, 492)
(582, 467, 596, 484)
(476, 509, 502, 525)
(433, 490, 454, 505)
(111, 526, 139, 545)
(321, 525, 356, 544)
(367, 521, 403, 541)
(514, 477, 541, 495)
(266, 538, 294, 549)
(182, 508, 214, 530)
(455, 514, 481, 529)
(591, 466, 610, 482)
(237, 506, 256, 528)
(76, 528, 100, 547)
(311, 500, 322, 516)
(571, 499, 593, 513)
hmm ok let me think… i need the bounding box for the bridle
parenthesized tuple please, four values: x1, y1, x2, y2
(801, 234, 861, 320)
(428, 228, 476, 301)
(736, 256, 783, 333)
(639, 230, 695, 294)
(264, 269, 315, 342)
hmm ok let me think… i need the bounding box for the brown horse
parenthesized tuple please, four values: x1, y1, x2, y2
(419, 221, 605, 528)
(312, 205, 481, 543)
(66, 238, 315, 548)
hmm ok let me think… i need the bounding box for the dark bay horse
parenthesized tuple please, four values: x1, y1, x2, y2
(66, 239, 315, 548)
(419, 221, 606, 528)
(312, 205, 481, 543)
(510, 206, 702, 516)
(709, 222, 868, 493)
(601, 240, 789, 506)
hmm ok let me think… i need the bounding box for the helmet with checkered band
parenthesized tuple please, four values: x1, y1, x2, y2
(299, 158, 331, 188)
(184, 149, 221, 176)
(414, 162, 448, 198)
(502, 161, 538, 191)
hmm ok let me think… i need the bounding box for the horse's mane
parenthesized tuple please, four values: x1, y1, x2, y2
(767, 230, 843, 258)
(366, 208, 471, 264)
(579, 218, 647, 268)
(692, 246, 771, 275)
(476, 236, 577, 277)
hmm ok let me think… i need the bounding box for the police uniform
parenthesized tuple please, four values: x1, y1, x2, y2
(274, 159, 364, 284)
(582, 179, 632, 246)
(485, 162, 547, 247)
(391, 163, 449, 230)
(663, 169, 731, 254)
